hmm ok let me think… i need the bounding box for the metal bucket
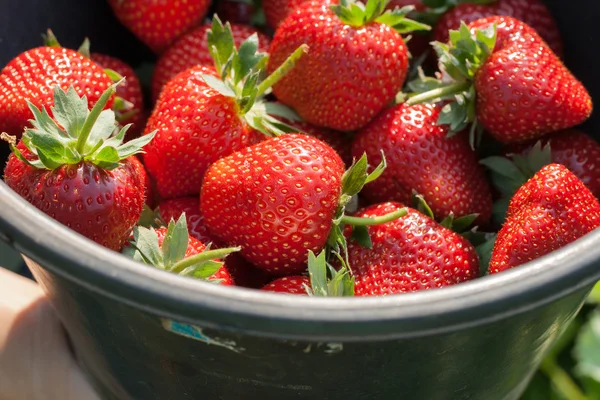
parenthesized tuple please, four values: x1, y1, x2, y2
(1, 0, 599, 398)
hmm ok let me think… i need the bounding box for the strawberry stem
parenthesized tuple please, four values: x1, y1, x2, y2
(255, 44, 308, 98)
(75, 82, 119, 154)
(406, 81, 471, 106)
(341, 208, 408, 227)
(170, 247, 241, 274)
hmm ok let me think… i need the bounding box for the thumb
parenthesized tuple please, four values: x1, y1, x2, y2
(0, 268, 100, 400)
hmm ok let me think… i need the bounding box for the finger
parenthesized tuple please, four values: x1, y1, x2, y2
(0, 267, 100, 400)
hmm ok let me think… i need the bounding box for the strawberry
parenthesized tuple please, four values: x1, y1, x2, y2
(0, 46, 114, 138)
(489, 164, 600, 274)
(407, 17, 592, 145)
(2, 84, 155, 251)
(124, 214, 238, 285)
(346, 202, 480, 295)
(90, 53, 145, 139)
(200, 133, 403, 274)
(261, 250, 354, 295)
(143, 17, 307, 199)
(107, 0, 211, 54)
(152, 23, 271, 102)
(268, 0, 430, 131)
(433, 0, 563, 57)
(352, 103, 493, 223)
(223, 253, 273, 288)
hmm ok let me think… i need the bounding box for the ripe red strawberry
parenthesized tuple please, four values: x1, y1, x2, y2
(0, 46, 114, 138)
(353, 103, 493, 223)
(143, 18, 307, 200)
(268, 0, 430, 131)
(107, 0, 211, 54)
(201, 133, 402, 275)
(261, 250, 354, 295)
(347, 202, 480, 295)
(201, 134, 345, 274)
(3, 84, 155, 251)
(489, 164, 600, 274)
(91, 53, 145, 139)
(124, 214, 238, 285)
(223, 253, 273, 288)
(433, 0, 563, 57)
(262, 276, 311, 294)
(407, 16, 592, 144)
(152, 23, 271, 101)
(157, 197, 221, 245)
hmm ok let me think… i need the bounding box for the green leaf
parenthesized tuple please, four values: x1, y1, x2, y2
(114, 130, 157, 159)
(183, 260, 224, 279)
(77, 38, 91, 59)
(308, 250, 328, 297)
(86, 109, 117, 149)
(351, 225, 373, 249)
(480, 156, 524, 179)
(28, 129, 74, 169)
(525, 141, 553, 174)
(475, 233, 496, 276)
(137, 204, 161, 228)
(574, 310, 600, 382)
(412, 193, 435, 220)
(587, 281, 600, 305)
(341, 154, 368, 198)
(264, 102, 301, 122)
(233, 34, 265, 85)
(104, 68, 124, 83)
(162, 214, 191, 268)
(376, 6, 432, 34)
(51, 86, 89, 138)
(451, 214, 479, 233)
(92, 146, 120, 169)
(28, 99, 70, 139)
(201, 74, 236, 97)
(365, 152, 387, 184)
(207, 15, 235, 73)
(128, 226, 164, 268)
(239, 70, 261, 113)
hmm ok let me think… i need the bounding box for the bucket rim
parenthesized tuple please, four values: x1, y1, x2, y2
(1, 180, 597, 341)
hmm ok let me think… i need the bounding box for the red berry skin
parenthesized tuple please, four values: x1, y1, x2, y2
(225, 253, 274, 289)
(352, 103, 492, 223)
(154, 227, 234, 286)
(91, 53, 145, 139)
(152, 24, 271, 102)
(291, 121, 353, 167)
(348, 202, 480, 296)
(434, 0, 563, 57)
(509, 130, 600, 198)
(471, 17, 592, 144)
(107, 0, 211, 55)
(261, 276, 310, 294)
(268, 0, 410, 131)
(3, 142, 147, 252)
(200, 134, 345, 275)
(0, 47, 114, 138)
(143, 65, 255, 200)
(158, 197, 222, 246)
(490, 164, 600, 274)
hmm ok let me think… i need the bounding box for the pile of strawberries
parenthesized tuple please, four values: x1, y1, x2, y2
(2, 0, 600, 297)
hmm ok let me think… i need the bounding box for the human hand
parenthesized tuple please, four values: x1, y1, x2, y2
(0, 267, 99, 400)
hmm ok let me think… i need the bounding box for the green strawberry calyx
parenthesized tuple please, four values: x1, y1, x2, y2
(202, 15, 307, 136)
(124, 214, 240, 281)
(480, 141, 552, 224)
(331, 0, 431, 33)
(327, 153, 409, 269)
(414, 0, 496, 26)
(1, 83, 156, 171)
(405, 22, 498, 148)
(304, 250, 355, 297)
(411, 193, 479, 233)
